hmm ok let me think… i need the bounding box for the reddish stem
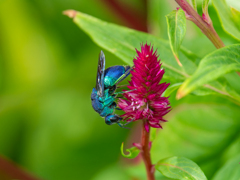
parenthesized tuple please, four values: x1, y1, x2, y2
(175, 0, 225, 49)
(0, 155, 40, 180)
(100, 0, 148, 32)
(141, 120, 155, 180)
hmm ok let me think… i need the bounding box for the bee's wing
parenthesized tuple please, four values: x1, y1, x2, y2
(96, 50, 105, 97)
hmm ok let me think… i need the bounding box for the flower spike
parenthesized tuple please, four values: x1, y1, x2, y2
(118, 43, 171, 132)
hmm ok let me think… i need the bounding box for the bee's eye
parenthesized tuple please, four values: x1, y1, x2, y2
(105, 115, 122, 125)
(105, 116, 113, 125)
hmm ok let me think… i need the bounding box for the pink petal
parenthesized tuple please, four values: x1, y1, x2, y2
(148, 141, 152, 149)
(144, 121, 150, 132)
(118, 43, 171, 129)
(133, 143, 142, 150)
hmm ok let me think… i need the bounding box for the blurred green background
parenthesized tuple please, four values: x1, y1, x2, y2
(0, 0, 240, 180)
(0, 0, 139, 179)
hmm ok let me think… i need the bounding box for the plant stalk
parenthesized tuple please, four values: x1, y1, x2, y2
(175, 0, 225, 49)
(0, 155, 40, 180)
(141, 120, 155, 180)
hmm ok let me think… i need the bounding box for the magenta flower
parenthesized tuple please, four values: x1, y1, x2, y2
(118, 43, 171, 132)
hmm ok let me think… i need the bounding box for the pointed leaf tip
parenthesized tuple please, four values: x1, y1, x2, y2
(63, 10, 77, 18)
(174, 54, 182, 67)
(176, 92, 183, 100)
(176, 89, 187, 100)
(178, 44, 240, 101)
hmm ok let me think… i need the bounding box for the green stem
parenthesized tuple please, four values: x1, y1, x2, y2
(141, 120, 155, 180)
(175, 0, 225, 49)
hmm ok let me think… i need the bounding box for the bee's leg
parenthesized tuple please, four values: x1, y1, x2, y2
(117, 84, 128, 88)
(116, 96, 124, 98)
(123, 118, 135, 125)
(114, 89, 136, 95)
(109, 102, 121, 112)
(117, 123, 131, 129)
(117, 118, 135, 129)
(108, 85, 117, 95)
(109, 102, 117, 109)
(105, 114, 122, 125)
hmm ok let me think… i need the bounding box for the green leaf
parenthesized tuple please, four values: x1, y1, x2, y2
(231, 7, 240, 30)
(151, 95, 240, 178)
(155, 156, 207, 180)
(222, 135, 240, 166)
(213, 0, 240, 41)
(227, 0, 240, 11)
(166, 9, 186, 66)
(224, 72, 240, 94)
(212, 153, 240, 180)
(202, 0, 210, 11)
(92, 163, 131, 180)
(162, 83, 182, 97)
(93, 162, 171, 180)
(177, 44, 240, 102)
(180, 46, 201, 65)
(191, 0, 197, 12)
(202, 0, 210, 19)
(147, 0, 171, 38)
(64, 10, 240, 102)
(121, 143, 140, 159)
(63, 10, 197, 81)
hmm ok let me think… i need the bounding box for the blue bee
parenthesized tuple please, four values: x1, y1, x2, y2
(91, 51, 132, 127)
